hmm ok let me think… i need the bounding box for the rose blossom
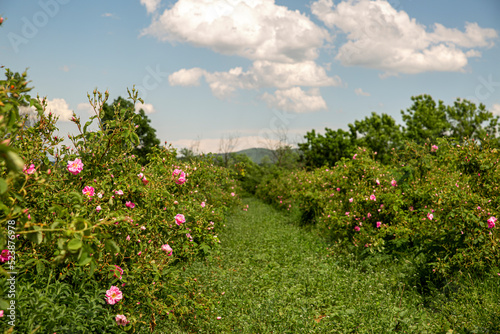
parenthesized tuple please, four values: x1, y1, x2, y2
(487, 216, 497, 229)
(67, 158, 84, 175)
(82, 186, 95, 198)
(0, 250, 11, 263)
(431, 145, 438, 152)
(370, 194, 376, 201)
(175, 214, 186, 225)
(125, 201, 135, 209)
(115, 314, 129, 326)
(376, 221, 381, 228)
(105, 286, 123, 305)
(161, 244, 173, 256)
(23, 164, 36, 175)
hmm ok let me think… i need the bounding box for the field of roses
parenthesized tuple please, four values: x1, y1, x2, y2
(0, 69, 241, 332)
(257, 138, 500, 279)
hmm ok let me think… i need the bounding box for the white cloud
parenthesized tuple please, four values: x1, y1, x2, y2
(168, 68, 205, 86)
(491, 103, 500, 116)
(135, 102, 156, 114)
(355, 88, 370, 96)
(141, 0, 328, 63)
(60, 65, 70, 72)
(170, 60, 341, 99)
(311, 0, 498, 75)
(140, 0, 161, 14)
(77, 102, 94, 114)
(431, 22, 497, 48)
(261, 87, 327, 113)
(46, 98, 73, 121)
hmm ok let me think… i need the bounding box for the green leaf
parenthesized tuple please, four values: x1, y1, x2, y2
(67, 238, 83, 252)
(0, 178, 7, 194)
(27, 228, 43, 244)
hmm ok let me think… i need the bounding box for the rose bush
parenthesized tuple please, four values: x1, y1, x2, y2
(257, 138, 499, 277)
(0, 69, 241, 332)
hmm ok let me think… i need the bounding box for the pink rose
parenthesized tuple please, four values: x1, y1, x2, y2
(370, 194, 376, 201)
(376, 221, 381, 228)
(23, 163, 36, 175)
(105, 286, 123, 305)
(175, 214, 186, 225)
(67, 158, 84, 175)
(354, 226, 360, 232)
(161, 244, 173, 256)
(0, 250, 11, 263)
(431, 145, 438, 152)
(487, 216, 497, 229)
(82, 186, 95, 198)
(391, 179, 397, 187)
(115, 314, 129, 326)
(125, 201, 135, 209)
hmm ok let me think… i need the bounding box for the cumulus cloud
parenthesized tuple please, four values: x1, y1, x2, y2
(77, 102, 95, 114)
(261, 87, 327, 113)
(491, 103, 500, 116)
(135, 102, 156, 114)
(168, 68, 205, 86)
(46, 98, 73, 121)
(140, 0, 161, 14)
(141, 0, 328, 63)
(170, 60, 341, 99)
(355, 88, 370, 96)
(311, 0, 498, 75)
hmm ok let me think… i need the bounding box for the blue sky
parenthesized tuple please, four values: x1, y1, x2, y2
(1, 0, 499, 153)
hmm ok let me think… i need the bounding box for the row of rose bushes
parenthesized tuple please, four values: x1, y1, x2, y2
(0, 72, 241, 332)
(256, 138, 499, 277)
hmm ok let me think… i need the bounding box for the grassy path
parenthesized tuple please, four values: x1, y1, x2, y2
(161, 197, 496, 333)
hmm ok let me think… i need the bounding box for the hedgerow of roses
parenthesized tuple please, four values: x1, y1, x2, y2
(1, 81, 241, 330)
(257, 139, 499, 277)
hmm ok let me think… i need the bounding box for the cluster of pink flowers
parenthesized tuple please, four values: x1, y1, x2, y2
(0, 250, 11, 263)
(115, 314, 129, 326)
(487, 216, 497, 229)
(67, 158, 84, 175)
(173, 169, 186, 185)
(137, 173, 149, 185)
(125, 201, 135, 209)
(105, 286, 123, 305)
(82, 186, 95, 198)
(23, 164, 36, 175)
(175, 214, 186, 225)
(161, 244, 173, 256)
(431, 145, 438, 152)
(369, 194, 376, 201)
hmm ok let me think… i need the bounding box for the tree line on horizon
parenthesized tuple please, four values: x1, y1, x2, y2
(35, 94, 496, 170)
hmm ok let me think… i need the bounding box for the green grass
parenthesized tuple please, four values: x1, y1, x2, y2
(157, 197, 500, 333)
(14, 197, 498, 333)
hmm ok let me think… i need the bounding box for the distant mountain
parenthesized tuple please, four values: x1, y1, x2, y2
(233, 147, 275, 165)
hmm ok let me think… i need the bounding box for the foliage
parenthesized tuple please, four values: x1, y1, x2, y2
(101, 96, 161, 165)
(257, 137, 500, 278)
(298, 128, 356, 169)
(349, 112, 402, 164)
(0, 69, 241, 332)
